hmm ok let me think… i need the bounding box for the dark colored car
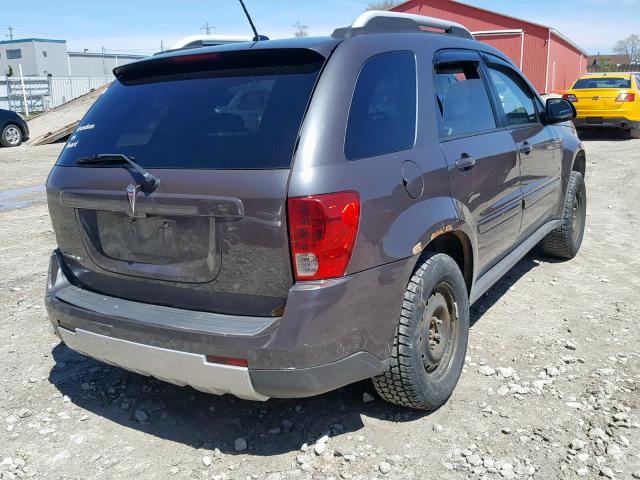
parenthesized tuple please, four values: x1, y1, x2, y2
(45, 11, 586, 410)
(0, 108, 29, 147)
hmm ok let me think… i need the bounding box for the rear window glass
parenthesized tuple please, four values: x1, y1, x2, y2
(56, 62, 321, 169)
(345, 51, 416, 160)
(572, 77, 631, 89)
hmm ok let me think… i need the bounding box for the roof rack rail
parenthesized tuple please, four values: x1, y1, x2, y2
(332, 10, 473, 40)
(155, 34, 268, 55)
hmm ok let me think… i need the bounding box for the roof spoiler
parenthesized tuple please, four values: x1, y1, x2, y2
(155, 34, 268, 55)
(332, 10, 473, 40)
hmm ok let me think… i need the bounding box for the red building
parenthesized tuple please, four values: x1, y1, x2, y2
(391, 0, 588, 93)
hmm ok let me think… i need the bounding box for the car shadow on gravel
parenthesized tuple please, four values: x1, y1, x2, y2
(576, 128, 634, 141)
(48, 249, 557, 456)
(470, 248, 558, 326)
(49, 344, 426, 456)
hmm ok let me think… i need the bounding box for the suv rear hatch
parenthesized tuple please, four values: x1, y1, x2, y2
(47, 45, 331, 317)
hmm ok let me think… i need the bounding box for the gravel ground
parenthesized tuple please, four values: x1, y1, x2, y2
(1, 131, 639, 480)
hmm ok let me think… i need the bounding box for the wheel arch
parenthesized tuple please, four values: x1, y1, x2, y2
(418, 229, 475, 295)
(572, 149, 586, 176)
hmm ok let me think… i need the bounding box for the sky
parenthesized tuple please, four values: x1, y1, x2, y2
(4, 0, 639, 55)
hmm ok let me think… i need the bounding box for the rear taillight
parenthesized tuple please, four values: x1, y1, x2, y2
(615, 92, 635, 102)
(288, 192, 360, 281)
(563, 94, 578, 102)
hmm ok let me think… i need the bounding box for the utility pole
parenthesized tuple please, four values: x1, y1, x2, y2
(18, 64, 29, 117)
(200, 22, 214, 35)
(101, 46, 106, 75)
(160, 40, 164, 52)
(7, 25, 15, 40)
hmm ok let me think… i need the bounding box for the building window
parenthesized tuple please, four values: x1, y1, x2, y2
(6, 49, 22, 60)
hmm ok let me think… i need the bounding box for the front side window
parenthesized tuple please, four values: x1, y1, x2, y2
(487, 66, 538, 126)
(345, 51, 416, 160)
(435, 60, 496, 138)
(6, 49, 22, 60)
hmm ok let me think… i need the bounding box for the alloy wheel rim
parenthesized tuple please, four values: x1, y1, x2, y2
(5, 126, 20, 145)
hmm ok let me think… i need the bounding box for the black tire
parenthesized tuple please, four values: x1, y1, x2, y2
(1, 124, 23, 147)
(541, 171, 586, 259)
(372, 252, 469, 411)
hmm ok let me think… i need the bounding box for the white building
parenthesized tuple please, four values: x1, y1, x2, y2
(67, 50, 146, 76)
(0, 38, 146, 77)
(0, 38, 68, 76)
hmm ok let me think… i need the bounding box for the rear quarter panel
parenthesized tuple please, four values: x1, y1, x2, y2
(289, 33, 476, 276)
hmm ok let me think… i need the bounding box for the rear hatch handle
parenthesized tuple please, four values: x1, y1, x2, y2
(60, 189, 245, 218)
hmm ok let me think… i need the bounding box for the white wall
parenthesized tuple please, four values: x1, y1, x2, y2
(68, 54, 145, 76)
(33, 42, 69, 76)
(0, 40, 69, 76)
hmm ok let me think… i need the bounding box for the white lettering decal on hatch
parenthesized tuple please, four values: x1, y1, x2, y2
(76, 123, 95, 132)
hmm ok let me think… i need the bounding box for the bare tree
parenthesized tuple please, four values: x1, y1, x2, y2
(293, 21, 309, 38)
(366, 0, 402, 10)
(613, 34, 640, 64)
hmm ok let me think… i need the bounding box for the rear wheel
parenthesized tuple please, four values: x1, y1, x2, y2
(372, 252, 469, 411)
(1, 124, 22, 147)
(541, 171, 586, 259)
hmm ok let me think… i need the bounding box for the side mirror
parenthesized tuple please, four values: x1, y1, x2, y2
(545, 98, 576, 124)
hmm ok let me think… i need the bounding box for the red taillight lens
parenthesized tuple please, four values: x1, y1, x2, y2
(615, 92, 635, 102)
(562, 94, 578, 102)
(288, 191, 360, 281)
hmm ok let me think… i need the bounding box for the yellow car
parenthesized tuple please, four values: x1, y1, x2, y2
(563, 73, 640, 138)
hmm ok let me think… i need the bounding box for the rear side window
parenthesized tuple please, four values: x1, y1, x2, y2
(487, 66, 538, 126)
(572, 77, 631, 89)
(56, 56, 322, 169)
(345, 51, 416, 160)
(435, 61, 496, 138)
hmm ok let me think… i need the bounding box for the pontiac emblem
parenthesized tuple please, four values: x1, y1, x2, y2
(127, 184, 140, 216)
(592, 95, 600, 100)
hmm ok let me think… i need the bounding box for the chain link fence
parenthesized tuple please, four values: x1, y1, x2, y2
(0, 75, 112, 114)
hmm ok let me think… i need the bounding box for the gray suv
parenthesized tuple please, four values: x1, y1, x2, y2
(45, 12, 586, 410)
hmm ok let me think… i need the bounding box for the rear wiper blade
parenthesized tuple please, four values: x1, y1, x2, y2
(76, 154, 160, 190)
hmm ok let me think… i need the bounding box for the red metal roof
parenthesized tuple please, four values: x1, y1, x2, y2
(391, 0, 588, 55)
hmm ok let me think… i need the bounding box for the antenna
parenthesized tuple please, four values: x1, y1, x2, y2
(237, 0, 262, 41)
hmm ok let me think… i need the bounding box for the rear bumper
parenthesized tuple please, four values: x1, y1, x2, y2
(573, 116, 640, 129)
(46, 250, 413, 399)
(58, 326, 269, 401)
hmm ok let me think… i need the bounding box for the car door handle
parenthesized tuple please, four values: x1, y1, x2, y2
(455, 154, 476, 171)
(519, 142, 533, 155)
